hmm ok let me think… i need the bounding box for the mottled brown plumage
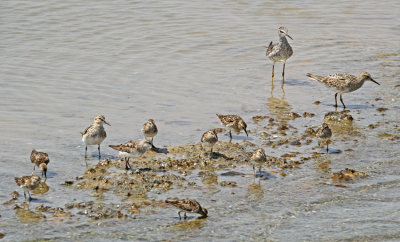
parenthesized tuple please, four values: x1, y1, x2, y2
(315, 123, 332, 152)
(141, 119, 158, 143)
(251, 148, 267, 176)
(30, 149, 49, 178)
(109, 139, 153, 170)
(165, 198, 208, 219)
(201, 129, 218, 158)
(306, 72, 380, 108)
(81, 115, 110, 158)
(14, 175, 41, 201)
(216, 114, 248, 142)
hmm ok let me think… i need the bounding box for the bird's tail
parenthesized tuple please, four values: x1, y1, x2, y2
(306, 73, 324, 82)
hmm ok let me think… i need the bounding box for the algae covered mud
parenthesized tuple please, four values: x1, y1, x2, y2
(1, 0, 400, 241)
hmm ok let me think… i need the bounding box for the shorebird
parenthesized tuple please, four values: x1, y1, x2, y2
(216, 114, 248, 142)
(251, 148, 267, 176)
(30, 149, 50, 178)
(14, 175, 41, 201)
(141, 119, 158, 144)
(81, 115, 110, 159)
(315, 123, 332, 152)
(306, 72, 380, 108)
(109, 139, 153, 170)
(200, 129, 218, 158)
(266, 26, 293, 80)
(165, 198, 208, 219)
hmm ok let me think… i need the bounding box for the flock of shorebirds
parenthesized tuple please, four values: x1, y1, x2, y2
(14, 26, 380, 219)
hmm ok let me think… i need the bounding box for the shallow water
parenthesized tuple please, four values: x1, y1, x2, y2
(1, 0, 399, 240)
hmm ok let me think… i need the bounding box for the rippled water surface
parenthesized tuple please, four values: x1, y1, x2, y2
(1, 0, 399, 240)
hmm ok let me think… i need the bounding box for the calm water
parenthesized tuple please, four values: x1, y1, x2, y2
(1, 0, 399, 240)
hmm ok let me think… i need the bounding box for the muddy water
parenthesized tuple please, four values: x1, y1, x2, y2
(1, 0, 399, 240)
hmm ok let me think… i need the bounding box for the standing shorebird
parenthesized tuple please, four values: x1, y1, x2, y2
(306, 72, 380, 108)
(14, 175, 41, 201)
(165, 198, 208, 219)
(141, 119, 158, 144)
(30, 149, 50, 178)
(315, 123, 332, 153)
(251, 148, 267, 177)
(266, 26, 293, 81)
(200, 129, 218, 158)
(109, 139, 153, 170)
(216, 114, 248, 142)
(81, 115, 110, 159)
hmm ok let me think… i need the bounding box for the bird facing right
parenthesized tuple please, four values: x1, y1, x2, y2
(109, 139, 154, 170)
(165, 198, 208, 219)
(306, 72, 380, 109)
(216, 114, 248, 142)
(266, 26, 293, 80)
(315, 123, 332, 153)
(81, 115, 111, 159)
(30, 149, 50, 178)
(14, 175, 41, 201)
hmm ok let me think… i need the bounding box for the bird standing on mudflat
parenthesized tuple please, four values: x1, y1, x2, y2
(81, 115, 110, 159)
(30, 149, 50, 178)
(315, 123, 332, 153)
(266, 26, 293, 81)
(14, 175, 41, 201)
(141, 119, 158, 144)
(200, 129, 218, 158)
(306, 72, 380, 109)
(165, 198, 208, 219)
(251, 148, 267, 177)
(216, 114, 248, 142)
(109, 139, 153, 170)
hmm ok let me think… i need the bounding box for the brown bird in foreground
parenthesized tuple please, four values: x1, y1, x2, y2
(216, 114, 248, 142)
(14, 175, 41, 201)
(30, 149, 50, 178)
(165, 198, 208, 219)
(251, 148, 267, 177)
(306, 72, 380, 108)
(315, 123, 332, 153)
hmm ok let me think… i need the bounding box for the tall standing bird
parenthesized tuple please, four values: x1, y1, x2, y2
(81, 115, 110, 159)
(14, 175, 41, 201)
(141, 119, 158, 144)
(306, 72, 380, 108)
(109, 139, 153, 170)
(216, 114, 248, 142)
(251, 148, 267, 177)
(30, 149, 50, 178)
(266, 26, 293, 81)
(200, 129, 218, 158)
(315, 123, 332, 153)
(165, 198, 208, 219)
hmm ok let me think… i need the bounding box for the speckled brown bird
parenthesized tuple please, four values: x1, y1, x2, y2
(306, 72, 380, 108)
(109, 139, 154, 170)
(266, 26, 293, 80)
(30, 149, 50, 178)
(14, 175, 41, 201)
(165, 198, 208, 219)
(81, 115, 110, 159)
(251, 148, 267, 176)
(201, 129, 218, 158)
(216, 114, 248, 142)
(315, 123, 332, 152)
(141, 119, 158, 144)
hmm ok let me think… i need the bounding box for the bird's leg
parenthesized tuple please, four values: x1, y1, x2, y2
(282, 62, 286, 85)
(24, 191, 27, 200)
(334, 93, 338, 108)
(326, 142, 329, 153)
(178, 211, 182, 220)
(253, 164, 256, 177)
(272, 63, 275, 79)
(98, 145, 101, 159)
(28, 191, 32, 201)
(340, 94, 346, 109)
(85, 146, 88, 158)
(184, 212, 187, 219)
(125, 157, 131, 170)
(229, 131, 232, 143)
(259, 165, 262, 173)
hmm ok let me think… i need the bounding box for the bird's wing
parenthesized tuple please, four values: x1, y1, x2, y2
(109, 140, 138, 152)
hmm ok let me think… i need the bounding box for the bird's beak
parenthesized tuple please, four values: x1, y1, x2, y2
(370, 78, 380, 85)
(244, 129, 248, 137)
(286, 34, 293, 40)
(104, 121, 111, 126)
